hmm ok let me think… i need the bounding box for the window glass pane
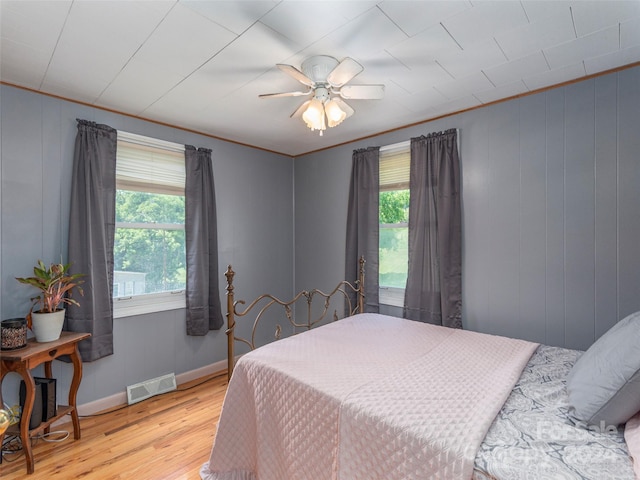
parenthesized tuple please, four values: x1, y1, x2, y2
(114, 228, 186, 296)
(115, 191, 184, 224)
(114, 190, 185, 298)
(379, 187, 409, 291)
(380, 225, 408, 288)
(379, 190, 409, 224)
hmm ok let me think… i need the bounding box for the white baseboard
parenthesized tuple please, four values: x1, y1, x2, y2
(174, 359, 227, 386)
(52, 359, 227, 427)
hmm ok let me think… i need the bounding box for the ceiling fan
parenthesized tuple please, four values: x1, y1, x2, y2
(259, 55, 385, 136)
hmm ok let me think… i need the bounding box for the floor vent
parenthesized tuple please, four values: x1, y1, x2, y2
(126, 373, 177, 405)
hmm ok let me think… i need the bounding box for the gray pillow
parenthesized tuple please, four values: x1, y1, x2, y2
(567, 311, 640, 427)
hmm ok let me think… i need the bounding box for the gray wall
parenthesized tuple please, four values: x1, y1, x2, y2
(295, 65, 640, 351)
(2, 65, 639, 408)
(0, 85, 294, 406)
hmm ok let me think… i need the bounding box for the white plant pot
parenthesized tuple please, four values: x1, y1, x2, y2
(31, 309, 65, 342)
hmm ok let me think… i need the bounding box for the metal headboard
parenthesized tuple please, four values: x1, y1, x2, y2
(225, 256, 366, 380)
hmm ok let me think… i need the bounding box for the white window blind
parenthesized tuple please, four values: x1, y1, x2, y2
(116, 131, 185, 195)
(379, 141, 409, 192)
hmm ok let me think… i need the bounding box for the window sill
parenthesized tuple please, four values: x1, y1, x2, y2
(113, 291, 185, 318)
(379, 287, 404, 308)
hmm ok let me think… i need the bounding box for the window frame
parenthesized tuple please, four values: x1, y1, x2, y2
(378, 140, 410, 307)
(112, 131, 187, 318)
(113, 290, 186, 318)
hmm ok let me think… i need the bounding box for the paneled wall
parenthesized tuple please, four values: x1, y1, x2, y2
(295, 66, 640, 351)
(0, 85, 294, 406)
(1, 66, 638, 409)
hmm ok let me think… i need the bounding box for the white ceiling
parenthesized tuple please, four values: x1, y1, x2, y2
(2, 1, 639, 157)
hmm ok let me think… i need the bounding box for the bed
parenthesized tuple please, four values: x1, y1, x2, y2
(200, 261, 640, 480)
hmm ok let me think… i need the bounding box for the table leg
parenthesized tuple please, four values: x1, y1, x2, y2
(42, 361, 53, 435)
(68, 345, 83, 440)
(13, 364, 36, 474)
(44, 360, 53, 379)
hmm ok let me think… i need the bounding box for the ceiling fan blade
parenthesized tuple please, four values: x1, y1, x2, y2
(327, 57, 364, 88)
(259, 90, 312, 99)
(277, 64, 314, 87)
(337, 84, 385, 100)
(291, 100, 311, 118)
(332, 98, 355, 118)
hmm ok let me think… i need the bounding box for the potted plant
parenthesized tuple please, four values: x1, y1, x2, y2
(16, 260, 84, 342)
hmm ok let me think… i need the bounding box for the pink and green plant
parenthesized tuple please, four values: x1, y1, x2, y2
(16, 260, 84, 328)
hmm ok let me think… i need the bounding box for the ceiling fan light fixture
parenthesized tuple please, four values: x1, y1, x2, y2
(262, 55, 383, 137)
(302, 98, 325, 133)
(325, 99, 346, 128)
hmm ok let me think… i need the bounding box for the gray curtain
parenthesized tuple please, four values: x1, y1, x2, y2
(185, 146, 223, 335)
(345, 147, 380, 313)
(404, 129, 462, 328)
(67, 119, 117, 361)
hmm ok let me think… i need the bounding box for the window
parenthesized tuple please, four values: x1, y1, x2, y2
(113, 132, 186, 318)
(379, 141, 410, 307)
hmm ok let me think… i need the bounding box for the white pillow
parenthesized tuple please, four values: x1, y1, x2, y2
(566, 311, 640, 426)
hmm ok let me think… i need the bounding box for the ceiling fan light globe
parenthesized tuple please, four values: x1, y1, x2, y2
(302, 99, 325, 131)
(325, 99, 347, 127)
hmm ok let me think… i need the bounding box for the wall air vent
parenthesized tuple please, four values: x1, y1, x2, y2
(126, 373, 177, 405)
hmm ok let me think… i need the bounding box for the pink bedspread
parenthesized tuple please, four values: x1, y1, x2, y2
(200, 314, 538, 480)
(624, 412, 640, 478)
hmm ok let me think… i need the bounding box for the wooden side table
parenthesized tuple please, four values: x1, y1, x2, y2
(0, 331, 90, 474)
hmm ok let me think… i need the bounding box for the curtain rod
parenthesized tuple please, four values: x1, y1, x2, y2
(380, 128, 460, 153)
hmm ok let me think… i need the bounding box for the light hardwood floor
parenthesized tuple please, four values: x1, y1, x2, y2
(0, 373, 227, 479)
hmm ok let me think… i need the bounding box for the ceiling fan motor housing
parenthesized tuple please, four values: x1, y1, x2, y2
(313, 86, 330, 102)
(301, 55, 339, 84)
